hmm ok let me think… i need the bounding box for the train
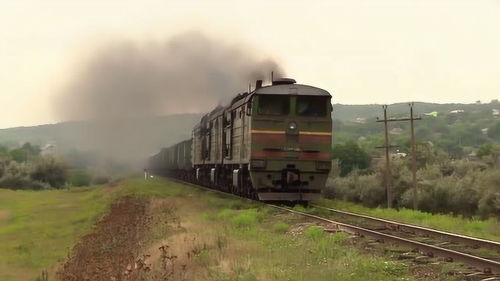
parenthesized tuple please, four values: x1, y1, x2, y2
(148, 78, 333, 202)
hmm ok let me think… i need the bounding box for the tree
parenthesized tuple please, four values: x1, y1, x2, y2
(8, 143, 41, 163)
(9, 148, 26, 162)
(331, 141, 371, 177)
(490, 121, 500, 141)
(477, 143, 492, 158)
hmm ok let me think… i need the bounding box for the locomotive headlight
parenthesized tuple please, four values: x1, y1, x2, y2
(288, 121, 297, 130)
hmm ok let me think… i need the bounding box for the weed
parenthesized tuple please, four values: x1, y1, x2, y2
(272, 222, 290, 234)
(215, 234, 227, 251)
(231, 210, 258, 228)
(304, 226, 325, 241)
(217, 209, 236, 220)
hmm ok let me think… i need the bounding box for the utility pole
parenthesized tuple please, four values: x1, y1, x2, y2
(380, 105, 393, 208)
(376, 104, 421, 209)
(409, 103, 418, 210)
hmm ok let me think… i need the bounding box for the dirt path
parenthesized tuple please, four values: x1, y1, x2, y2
(57, 197, 153, 281)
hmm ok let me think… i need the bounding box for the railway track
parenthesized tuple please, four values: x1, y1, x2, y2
(311, 205, 500, 253)
(166, 177, 500, 277)
(284, 205, 500, 276)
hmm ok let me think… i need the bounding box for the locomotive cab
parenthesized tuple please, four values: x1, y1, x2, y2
(249, 81, 333, 201)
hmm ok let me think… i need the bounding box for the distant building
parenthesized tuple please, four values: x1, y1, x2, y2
(354, 117, 366, 124)
(493, 109, 499, 117)
(389, 128, 403, 135)
(467, 151, 477, 160)
(41, 143, 56, 156)
(392, 152, 407, 158)
(481, 128, 489, 135)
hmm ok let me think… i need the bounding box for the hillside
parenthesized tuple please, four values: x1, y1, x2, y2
(333, 101, 500, 156)
(333, 101, 500, 121)
(0, 113, 202, 165)
(0, 101, 499, 162)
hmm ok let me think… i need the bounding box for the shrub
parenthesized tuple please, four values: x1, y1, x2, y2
(0, 161, 49, 190)
(0, 174, 49, 190)
(69, 169, 92, 186)
(92, 175, 110, 185)
(30, 157, 68, 188)
(358, 174, 385, 207)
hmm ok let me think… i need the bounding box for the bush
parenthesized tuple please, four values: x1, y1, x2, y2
(358, 174, 385, 207)
(328, 156, 500, 218)
(30, 157, 68, 188)
(0, 161, 49, 190)
(92, 175, 110, 185)
(0, 174, 49, 190)
(69, 169, 92, 186)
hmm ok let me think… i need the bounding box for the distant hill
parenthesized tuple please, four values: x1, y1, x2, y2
(333, 101, 500, 121)
(333, 101, 500, 157)
(0, 113, 202, 165)
(0, 101, 498, 163)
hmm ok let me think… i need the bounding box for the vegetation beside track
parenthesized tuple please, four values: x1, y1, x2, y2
(315, 198, 500, 242)
(0, 185, 108, 280)
(1, 177, 466, 281)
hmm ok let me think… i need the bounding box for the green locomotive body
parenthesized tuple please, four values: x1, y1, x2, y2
(149, 78, 332, 202)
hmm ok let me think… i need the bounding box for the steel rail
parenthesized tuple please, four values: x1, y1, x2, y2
(272, 205, 500, 274)
(312, 205, 500, 252)
(164, 177, 500, 274)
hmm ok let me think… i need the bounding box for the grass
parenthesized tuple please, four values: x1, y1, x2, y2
(0, 177, 461, 280)
(199, 209, 416, 281)
(0, 186, 107, 280)
(271, 222, 290, 233)
(0, 177, 186, 280)
(315, 198, 500, 242)
(180, 190, 422, 281)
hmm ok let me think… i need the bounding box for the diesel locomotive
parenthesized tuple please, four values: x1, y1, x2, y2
(148, 78, 333, 201)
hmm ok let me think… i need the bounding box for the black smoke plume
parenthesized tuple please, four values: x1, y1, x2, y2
(57, 31, 284, 120)
(54, 31, 285, 166)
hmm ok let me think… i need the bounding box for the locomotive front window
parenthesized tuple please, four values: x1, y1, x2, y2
(296, 96, 328, 117)
(256, 95, 289, 115)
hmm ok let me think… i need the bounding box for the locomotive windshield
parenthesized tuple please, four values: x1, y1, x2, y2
(296, 96, 328, 117)
(256, 95, 290, 115)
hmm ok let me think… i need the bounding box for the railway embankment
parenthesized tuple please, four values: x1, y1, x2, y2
(0, 178, 479, 281)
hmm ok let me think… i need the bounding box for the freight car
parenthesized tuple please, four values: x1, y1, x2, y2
(148, 78, 332, 202)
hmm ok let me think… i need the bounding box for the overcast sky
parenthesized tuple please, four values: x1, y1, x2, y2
(1, 0, 499, 128)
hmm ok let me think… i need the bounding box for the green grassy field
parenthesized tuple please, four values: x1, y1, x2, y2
(0, 178, 461, 281)
(315, 199, 500, 242)
(0, 186, 107, 280)
(0, 178, 188, 281)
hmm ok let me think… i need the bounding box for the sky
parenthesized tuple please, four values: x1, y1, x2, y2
(1, 0, 499, 129)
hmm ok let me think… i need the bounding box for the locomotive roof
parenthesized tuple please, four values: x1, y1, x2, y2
(193, 82, 332, 126)
(253, 83, 331, 97)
